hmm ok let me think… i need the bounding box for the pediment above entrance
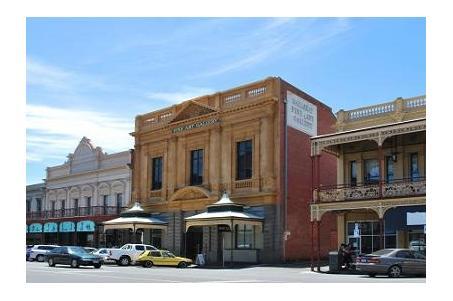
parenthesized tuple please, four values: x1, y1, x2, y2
(169, 186, 211, 202)
(170, 101, 217, 123)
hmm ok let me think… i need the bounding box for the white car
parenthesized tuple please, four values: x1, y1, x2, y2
(28, 245, 59, 262)
(107, 244, 158, 266)
(92, 248, 116, 264)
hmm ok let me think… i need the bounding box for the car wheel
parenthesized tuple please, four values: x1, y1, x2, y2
(368, 273, 376, 277)
(388, 265, 402, 278)
(119, 256, 130, 266)
(178, 262, 188, 268)
(71, 259, 79, 268)
(37, 255, 44, 262)
(48, 258, 55, 267)
(143, 261, 153, 268)
(94, 264, 101, 269)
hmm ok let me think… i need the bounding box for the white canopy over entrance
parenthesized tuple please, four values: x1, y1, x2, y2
(102, 202, 167, 232)
(185, 193, 263, 266)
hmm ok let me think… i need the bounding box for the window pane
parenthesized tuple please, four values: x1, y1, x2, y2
(190, 150, 203, 185)
(410, 153, 420, 180)
(152, 157, 163, 190)
(386, 156, 394, 182)
(350, 161, 357, 186)
(385, 235, 396, 248)
(364, 159, 380, 184)
(237, 140, 253, 180)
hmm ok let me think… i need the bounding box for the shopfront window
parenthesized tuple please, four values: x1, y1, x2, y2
(236, 224, 254, 249)
(237, 140, 253, 180)
(190, 149, 203, 186)
(152, 157, 163, 190)
(364, 159, 380, 184)
(347, 221, 381, 255)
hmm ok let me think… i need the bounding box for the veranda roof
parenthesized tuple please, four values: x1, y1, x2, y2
(184, 193, 263, 231)
(102, 202, 167, 231)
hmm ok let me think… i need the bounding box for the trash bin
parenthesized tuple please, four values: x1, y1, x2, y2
(329, 251, 339, 273)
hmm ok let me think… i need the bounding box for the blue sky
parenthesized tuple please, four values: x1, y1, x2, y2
(26, 17, 425, 184)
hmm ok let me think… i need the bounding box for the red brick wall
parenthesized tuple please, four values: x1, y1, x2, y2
(278, 79, 337, 261)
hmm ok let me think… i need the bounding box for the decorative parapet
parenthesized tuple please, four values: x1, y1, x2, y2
(135, 77, 278, 133)
(336, 95, 425, 131)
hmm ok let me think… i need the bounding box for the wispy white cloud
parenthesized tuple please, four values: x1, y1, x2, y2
(145, 86, 215, 104)
(197, 18, 351, 78)
(26, 104, 134, 163)
(27, 57, 110, 92)
(27, 58, 73, 91)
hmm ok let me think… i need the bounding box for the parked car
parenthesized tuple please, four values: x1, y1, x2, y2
(92, 248, 116, 264)
(47, 246, 103, 268)
(28, 245, 59, 262)
(355, 248, 426, 277)
(83, 247, 97, 254)
(409, 240, 426, 254)
(136, 250, 193, 268)
(107, 244, 158, 266)
(26, 245, 34, 261)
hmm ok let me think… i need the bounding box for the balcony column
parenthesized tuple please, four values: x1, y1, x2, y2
(378, 145, 385, 197)
(316, 220, 321, 272)
(379, 218, 384, 249)
(310, 221, 314, 271)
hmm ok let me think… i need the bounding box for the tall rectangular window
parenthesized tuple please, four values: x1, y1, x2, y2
(103, 195, 109, 215)
(151, 157, 163, 190)
(410, 153, 420, 180)
(86, 197, 91, 215)
(74, 199, 79, 216)
(350, 161, 357, 186)
(364, 159, 380, 184)
(36, 198, 41, 212)
(236, 140, 253, 180)
(236, 224, 254, 249)
(386, 156, 394, 182)
(61, 200, 65, 216)
(26, 200, 31, 213)
(116, 193, 123, 214)
(51, 201, 55, 217)
(190, 149, 204, 185)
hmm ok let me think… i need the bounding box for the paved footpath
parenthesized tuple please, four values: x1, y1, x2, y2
(26, 262, 425, 283)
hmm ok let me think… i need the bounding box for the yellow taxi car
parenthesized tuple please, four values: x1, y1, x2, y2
(136, 249, 193, 268)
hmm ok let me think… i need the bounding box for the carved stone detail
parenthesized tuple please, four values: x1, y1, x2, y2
(168, 186, 211, 202)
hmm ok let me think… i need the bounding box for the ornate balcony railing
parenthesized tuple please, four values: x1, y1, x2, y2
(26, 206, 127, 221)
(315, 177, 425, 203)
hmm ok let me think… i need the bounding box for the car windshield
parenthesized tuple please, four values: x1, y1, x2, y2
(68, 247, 89, 255)
(164, 251, 176, 258)
(369, 249, 395, 256)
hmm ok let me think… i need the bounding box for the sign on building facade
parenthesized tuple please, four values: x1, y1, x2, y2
(286, 91, 317, 136)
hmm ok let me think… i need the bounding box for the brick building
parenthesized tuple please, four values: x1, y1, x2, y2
(129, 77, 337, 264)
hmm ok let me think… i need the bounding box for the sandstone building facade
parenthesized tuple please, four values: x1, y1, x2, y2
(132, 77, 337, 263)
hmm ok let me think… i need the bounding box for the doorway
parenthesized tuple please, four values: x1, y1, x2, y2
(185, 227, 203, 261)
